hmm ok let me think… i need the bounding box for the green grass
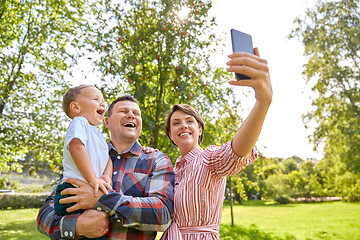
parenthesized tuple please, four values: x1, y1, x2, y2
(1, 201, 360, 240)
(220, 200, 360, 240)
(0, 208, 47, 240)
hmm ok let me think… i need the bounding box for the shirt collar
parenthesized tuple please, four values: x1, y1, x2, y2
(108, 140, 142, 156)
(175, 146, 203, 169)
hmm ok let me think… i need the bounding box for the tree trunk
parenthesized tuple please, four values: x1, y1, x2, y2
(229, 177, 234, 227)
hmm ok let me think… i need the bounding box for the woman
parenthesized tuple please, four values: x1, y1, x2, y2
(162, 48, 272, 239)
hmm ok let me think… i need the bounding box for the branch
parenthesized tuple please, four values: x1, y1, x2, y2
(0, 0, 7, 21)
(0, 8, 34, 115)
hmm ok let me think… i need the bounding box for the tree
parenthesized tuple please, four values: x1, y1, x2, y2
(259, 157, 281, 180)
(262, 173, 291, 203)
(281, 157, 299, 174)
(286, 171, 307, 199)
(290, 0, 360, 201)
(84, 0, 242, 160)
(86, 0, 256, 224)
(298, 159, 316, 178)
(0, 0, 90, 173)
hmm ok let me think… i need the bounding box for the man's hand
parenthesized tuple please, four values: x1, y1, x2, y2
(143, 146, 158, 154)
(76, 209, 109, 238)
(59, 178, 103, 213)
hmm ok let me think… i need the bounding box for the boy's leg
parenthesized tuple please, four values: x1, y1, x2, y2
(54, 182, 83, 215)
(81, 235, 107, 240)
(55, 183, 107, 239)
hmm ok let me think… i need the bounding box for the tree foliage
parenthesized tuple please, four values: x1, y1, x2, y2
(0, 0, 249, 179)
(289, 0, 360, 201)
(289, 0, 360, 172)
(81, 0, 255, 205)
(84, 0, 240, 160)
(2, 0, 358, 203)
(0, 0, 89, 173)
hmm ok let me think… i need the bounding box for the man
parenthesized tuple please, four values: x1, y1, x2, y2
(37, 95, 174, 240)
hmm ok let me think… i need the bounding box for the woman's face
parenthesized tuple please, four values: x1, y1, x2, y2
(168, 110, 202, 156)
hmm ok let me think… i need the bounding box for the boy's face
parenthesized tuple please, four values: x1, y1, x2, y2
(71, 86, 106, 126)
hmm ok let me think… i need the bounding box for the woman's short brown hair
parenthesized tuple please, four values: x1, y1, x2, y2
(165, 104, 205, 146)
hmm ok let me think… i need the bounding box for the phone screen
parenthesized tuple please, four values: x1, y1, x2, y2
(230, 29, 254, 80)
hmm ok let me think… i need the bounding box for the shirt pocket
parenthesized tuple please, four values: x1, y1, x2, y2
(193, 164, 218, 192)
(122, 172, 148, 197)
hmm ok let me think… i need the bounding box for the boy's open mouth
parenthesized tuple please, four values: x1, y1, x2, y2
(97, 109, 105, 116)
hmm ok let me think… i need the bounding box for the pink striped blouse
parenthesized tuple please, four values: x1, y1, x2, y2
(162, 141, 257, 240)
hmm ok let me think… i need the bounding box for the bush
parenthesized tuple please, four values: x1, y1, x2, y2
(0, 193, 48, 209)
(0, 176, 10, 189)
(22, 183, 45, 193)
(275, 196, 292, 204)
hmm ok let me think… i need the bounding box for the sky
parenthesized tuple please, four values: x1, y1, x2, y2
(209, 0, 323, 160)
(69, 0, 324, 160)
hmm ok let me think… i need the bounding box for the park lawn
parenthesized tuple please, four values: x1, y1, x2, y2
(1, 201, 360, 240)
(220, 200, 360, 240)
(0, 208, 47, 240)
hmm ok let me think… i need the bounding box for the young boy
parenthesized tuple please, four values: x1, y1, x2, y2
(54, 85, 112, 239)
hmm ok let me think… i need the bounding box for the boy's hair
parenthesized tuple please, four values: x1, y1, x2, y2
(107, 95, 139, 117)
(62, 84, 94, 118)
(164, 104, 205, 146)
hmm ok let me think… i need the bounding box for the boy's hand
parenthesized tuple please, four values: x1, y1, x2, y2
(88, 178, 112, 196)
(101, 175, 113, 188)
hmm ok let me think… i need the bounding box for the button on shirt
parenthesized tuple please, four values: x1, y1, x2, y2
(37, 140, 174, 240)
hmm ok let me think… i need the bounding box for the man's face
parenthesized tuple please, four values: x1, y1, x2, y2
(105, 100, 142, 143)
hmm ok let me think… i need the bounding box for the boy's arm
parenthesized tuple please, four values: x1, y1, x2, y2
(69, 138, 111, 195)
(101, 157, 113, 186)
(68, 138, 97, 183)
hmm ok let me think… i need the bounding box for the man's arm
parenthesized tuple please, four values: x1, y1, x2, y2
(62, 151, 175, 232)
(98, 152, 174, 231)
(102, 151, 174, 232)
(37, 188, 79, 240)
(37, 183, 109, 239)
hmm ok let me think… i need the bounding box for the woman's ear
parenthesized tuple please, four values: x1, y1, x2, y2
(69, 101, 80, 114)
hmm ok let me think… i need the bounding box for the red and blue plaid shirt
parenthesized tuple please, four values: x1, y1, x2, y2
(37, 140, 174, 239)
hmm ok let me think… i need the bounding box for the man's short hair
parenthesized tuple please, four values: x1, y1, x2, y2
(107, 95, 139, 117)
(62, 84, 94, 118)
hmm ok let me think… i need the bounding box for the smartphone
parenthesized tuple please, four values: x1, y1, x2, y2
(230, 29, 254, 80)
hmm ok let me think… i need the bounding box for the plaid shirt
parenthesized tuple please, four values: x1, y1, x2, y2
(37, 140, 174, 240)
